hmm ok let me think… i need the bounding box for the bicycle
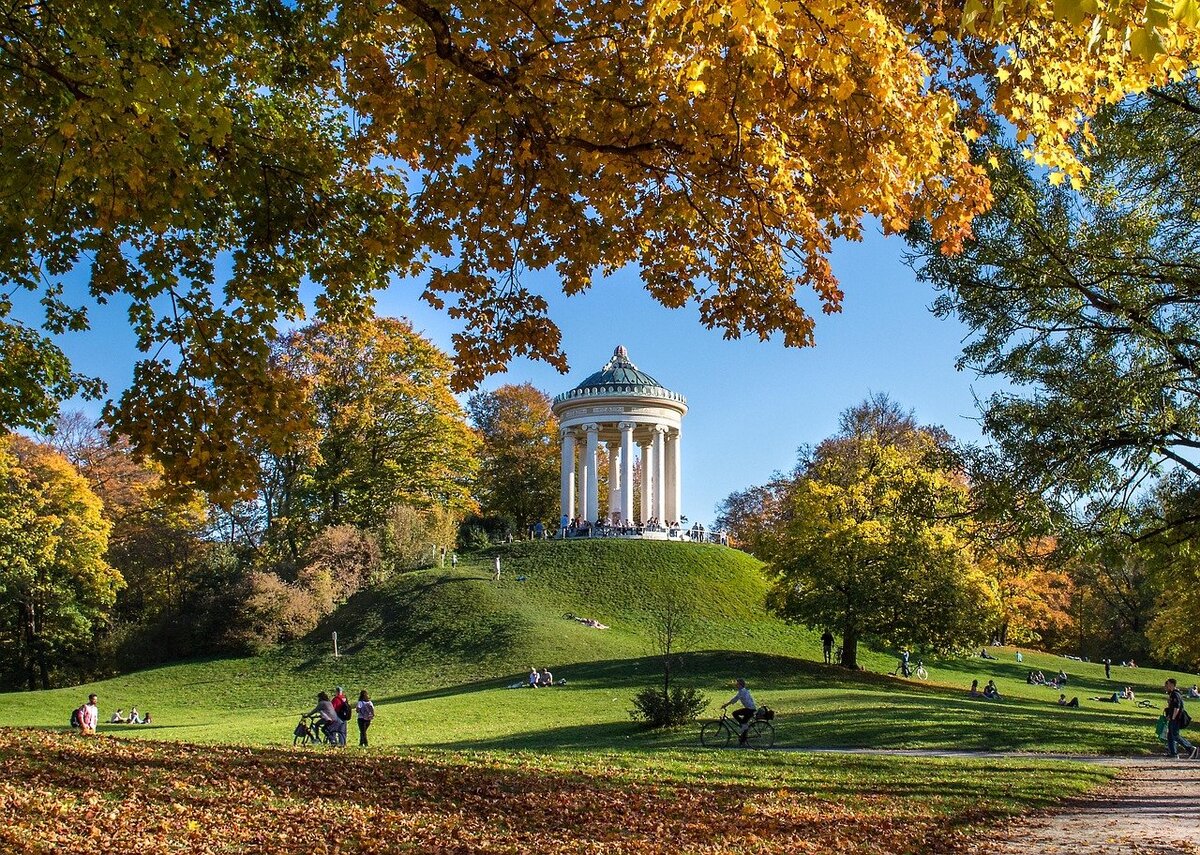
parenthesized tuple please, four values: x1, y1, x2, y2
(891, 658, 928, 680)
(294, 714, 330, 746)
(699, 711, 775, 749)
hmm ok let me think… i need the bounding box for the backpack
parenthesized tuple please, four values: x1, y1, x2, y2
(70, 706, 84, 728)
(335, 698, 352, 721)
(755, 706, 776, 721)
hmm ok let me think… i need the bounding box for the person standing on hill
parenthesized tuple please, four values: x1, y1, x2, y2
(1104, 658, 1112, 679)
(493, 556, 501, 582)
(356, 690, 375, 747)
(1164, 678, 1198, 759)
(721, 678, 758, 746)
(821, 630, 834, 664)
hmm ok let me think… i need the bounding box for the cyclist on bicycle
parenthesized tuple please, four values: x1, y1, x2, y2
(720, 678, 757, 745)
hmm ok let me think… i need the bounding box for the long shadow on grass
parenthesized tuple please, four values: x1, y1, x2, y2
(379, 650, 878, 705)
(389, 650, 1158, 755)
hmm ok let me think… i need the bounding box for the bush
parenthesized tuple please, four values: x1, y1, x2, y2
(629, 686, 708, 728)
(299, 525, 381, 608)
(224, 571, 323, 654)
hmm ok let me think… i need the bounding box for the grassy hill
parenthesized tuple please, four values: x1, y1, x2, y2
(0, 539, 1194, 754)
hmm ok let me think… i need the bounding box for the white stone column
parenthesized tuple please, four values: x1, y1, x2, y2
(639, 437, 653, 524)
(652, 425, 667, 523)
(666, 429, 681, 524)
(560, 429, 576, 524)
(619, 422, 635, 524)
(606, 440, 620, 523)
(573, 437, 588, 523)
(584, 424, 600, 523)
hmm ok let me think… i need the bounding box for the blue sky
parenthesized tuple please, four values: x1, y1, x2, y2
(16, 227, 998, 524)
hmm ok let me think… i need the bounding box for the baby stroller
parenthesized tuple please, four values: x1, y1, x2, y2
(294, 714, 327, 746)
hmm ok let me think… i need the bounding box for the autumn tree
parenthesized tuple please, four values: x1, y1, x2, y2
(760, 398, 997, 669)
(6, 0, 1200, 497)
(0, 435, 123, 689)
(466, 384, 558, 531)
(261, 318, 479, 556)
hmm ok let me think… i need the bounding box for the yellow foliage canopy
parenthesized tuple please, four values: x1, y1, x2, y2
(4, 0, 1200, 495)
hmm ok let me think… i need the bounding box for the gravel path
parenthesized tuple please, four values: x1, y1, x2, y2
(977, 756, 1200, 855)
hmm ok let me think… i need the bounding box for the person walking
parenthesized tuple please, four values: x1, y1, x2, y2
(356, 690, 375, 747)
(821, 630, 834, 665)
(493, 556, 501, 583)
(1104, 658, 1112, 680)
(1164, 678, 1198, 759)
(721, 678, 758, 746)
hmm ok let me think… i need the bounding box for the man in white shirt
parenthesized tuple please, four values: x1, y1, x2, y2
(721, 679, 757, 745)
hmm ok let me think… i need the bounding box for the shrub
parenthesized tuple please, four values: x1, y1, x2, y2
(299, 525, 381, 606)
(225, 571, 322, 654)
(629, 686, 708, 728)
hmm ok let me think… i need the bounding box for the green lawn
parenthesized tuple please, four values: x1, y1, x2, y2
(0, 540, 1188, 755)
(7, 539, 1179, 850)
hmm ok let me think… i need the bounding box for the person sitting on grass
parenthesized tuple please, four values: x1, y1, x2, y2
(142, 712, 153, 725)
(982, 680, 1002, 700)
(538, 667, 554, 687)
(109, 709, 126, 723)
(1058, 694, 1080, 708)
(128, 706, 142, 724)
(1121, 686, 1136, 701)
(968, 679, 981, 697)
(1056, 669, 1069, 685)
(528, 667, 540, 688)
(1033, 671, 1046, 684)
(1190, 685, 1200, 699)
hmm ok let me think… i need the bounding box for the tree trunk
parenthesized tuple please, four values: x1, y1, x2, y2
(20, 600, 37, 692)
(841, 625, 859, 671)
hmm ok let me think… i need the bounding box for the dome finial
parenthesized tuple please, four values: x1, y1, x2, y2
(614, 344, 628, 359)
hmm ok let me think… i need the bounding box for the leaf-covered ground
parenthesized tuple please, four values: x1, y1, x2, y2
(0, 730, 1111, 854)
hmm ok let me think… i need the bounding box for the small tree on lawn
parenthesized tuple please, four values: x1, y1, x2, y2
(630, 594, 707, 727)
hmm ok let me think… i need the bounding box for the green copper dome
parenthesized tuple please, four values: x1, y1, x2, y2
(553, 346, 686, 406)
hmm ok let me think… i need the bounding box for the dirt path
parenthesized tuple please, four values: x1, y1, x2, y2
(977, 756, 1200, 855)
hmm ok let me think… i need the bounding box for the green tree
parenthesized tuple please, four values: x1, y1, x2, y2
(263, 318, 479, 555)
(905, 85, 1200, 665)
(0, 435, 123, 689)
(762, 399, 997, 669)
(906, 86, 1200, 537)
(466, 383, 558, 531)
